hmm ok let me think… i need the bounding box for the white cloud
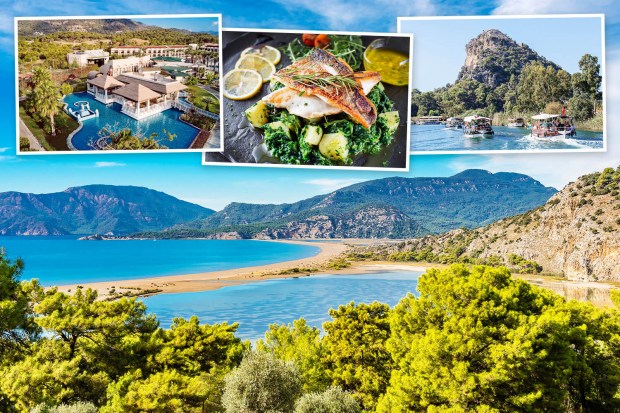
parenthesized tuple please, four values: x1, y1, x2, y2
(271, 0, 436, 31)
(303, 178, 366, 192)
(0, 148, 9, 153)
(94, 161, 126, 168)
(493, 0, 615, 15)
(0, 15, 12, 35)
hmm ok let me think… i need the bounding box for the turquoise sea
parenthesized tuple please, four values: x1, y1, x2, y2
(410, 124, 604, 152)
(0, 237, 319, 286)
(142, 271, 422, 340)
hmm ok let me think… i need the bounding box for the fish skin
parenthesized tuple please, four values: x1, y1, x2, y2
(273, 49, 378, 128)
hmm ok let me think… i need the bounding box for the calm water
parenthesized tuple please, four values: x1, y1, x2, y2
(63, 92, 199, 150)
(142, 271, 422, 340)
(0, 237, 319, 286)
(410, 124, 604, 152)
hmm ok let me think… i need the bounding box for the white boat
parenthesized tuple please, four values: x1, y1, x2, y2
(463, 115, 494, 137)
(507, 117, 525, 128)
(530, 113, 576, 139)
(415, 115, 444, 125)
(445, 117, 463, 130)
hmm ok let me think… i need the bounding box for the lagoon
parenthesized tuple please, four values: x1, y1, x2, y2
(142, 271, 422, 340)
(0, 237, 319, 286)
(410, 124, 604, 152)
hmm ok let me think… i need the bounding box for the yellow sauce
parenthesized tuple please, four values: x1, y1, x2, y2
(363, 47, 409, 86)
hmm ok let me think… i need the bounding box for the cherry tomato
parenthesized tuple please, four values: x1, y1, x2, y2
(314, 34, 331, 49)
(301, 34, 317, 47)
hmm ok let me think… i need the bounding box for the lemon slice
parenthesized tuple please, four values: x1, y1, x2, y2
(222, 69, 263, 101)
(235, 54, 276, 83)
(241, 45, 281, 65)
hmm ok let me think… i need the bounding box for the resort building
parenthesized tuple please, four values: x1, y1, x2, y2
(202, 43, 219, 53)
(66, 50, 110, 67)
(85, 67, 187, 120)
(99, 56, 152, 77)
(111, 45, 192, 58)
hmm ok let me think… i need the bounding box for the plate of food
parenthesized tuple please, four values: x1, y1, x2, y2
(207, 30, 413, 169)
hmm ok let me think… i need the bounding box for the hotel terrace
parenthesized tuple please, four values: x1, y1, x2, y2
(85, 59, 188, 121)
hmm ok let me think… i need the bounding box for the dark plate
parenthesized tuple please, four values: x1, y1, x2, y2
(209, 31, 410, 168)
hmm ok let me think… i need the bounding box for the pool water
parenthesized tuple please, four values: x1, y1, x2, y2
(410, 124, 604, 152)
(63, 92, 200, 150)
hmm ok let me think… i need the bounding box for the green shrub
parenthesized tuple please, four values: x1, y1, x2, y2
(222, 351, 302, 413)
(295, 387, 361, 413)
(30, 402, 97, 413)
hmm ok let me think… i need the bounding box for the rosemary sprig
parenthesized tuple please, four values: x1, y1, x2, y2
(289, 73, 358, 94)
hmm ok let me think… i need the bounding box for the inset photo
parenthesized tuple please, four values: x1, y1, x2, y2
(398, 15, 605, 154)
(204, 29, 413, 170)
(15, 14, 223, 154)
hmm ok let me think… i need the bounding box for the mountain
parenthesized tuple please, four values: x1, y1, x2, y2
(457, 29, 562, 88)
(0, 185, 214, 236)
(367, 167, 620, 281)
(145, 170, 557, 240)
(17, 19, 149, 37)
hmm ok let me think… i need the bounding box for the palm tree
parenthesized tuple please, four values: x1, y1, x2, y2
(33, 79, 61, 136)
(32, 66, 52, 87)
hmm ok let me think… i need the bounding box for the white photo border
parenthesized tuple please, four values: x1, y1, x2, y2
(203, 27, 414, 172)
(14, 13, 225, 155)
(397, 14, 607, 156)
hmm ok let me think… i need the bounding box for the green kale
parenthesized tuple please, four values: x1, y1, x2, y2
(263, 123, 300, 164)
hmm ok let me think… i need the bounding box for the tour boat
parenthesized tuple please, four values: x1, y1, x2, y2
(530, 113, 576, 138)
(463, 115, 494, 137)
(507, 117, 525, 127)
(445, 117, 464, 130)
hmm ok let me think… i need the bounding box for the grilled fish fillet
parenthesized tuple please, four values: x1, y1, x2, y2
(262, 87, 342, 119)
(262, 72, 381, 120)
(273, 48, 379, 128)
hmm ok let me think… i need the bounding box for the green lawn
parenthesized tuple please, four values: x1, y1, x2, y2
(19, 104, 78, 151)
(186, 85, 220, 114)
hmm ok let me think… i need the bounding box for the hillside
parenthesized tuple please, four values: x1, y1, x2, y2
(0, 185, 214, 236)
(17, 19, 148, 37)
(142, 170, 556, 240)
(363, 167, 620, 281)
(457, 29, 562, 88)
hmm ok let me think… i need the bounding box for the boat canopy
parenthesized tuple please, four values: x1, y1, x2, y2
(532, 113, 559, 120)
(508, 117, 524, 122)
(417, 116, 444, 120)
(464, 115, 490, 122)
(446, 117, 463, 122)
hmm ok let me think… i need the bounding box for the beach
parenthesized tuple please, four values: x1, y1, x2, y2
(54, 239, 414, 298)
(53, 239, 617, 307)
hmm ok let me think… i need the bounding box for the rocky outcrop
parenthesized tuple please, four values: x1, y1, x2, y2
(464, 173, 620, 281)
(457, 29, 562, 88)
(370, 167, 620, 282)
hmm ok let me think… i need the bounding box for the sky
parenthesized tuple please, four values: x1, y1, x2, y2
(1, 0, 619, 211)
(136, 17, 219, 34)
(400, 16, 604, 92)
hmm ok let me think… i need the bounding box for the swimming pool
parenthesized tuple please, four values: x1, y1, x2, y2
(63, 92, 200, 150)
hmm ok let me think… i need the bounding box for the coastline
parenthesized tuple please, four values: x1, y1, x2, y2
(53, 238, 617, 307)
(54, 239, 410, 299)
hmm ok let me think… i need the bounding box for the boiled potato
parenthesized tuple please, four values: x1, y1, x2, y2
(379, 111, 400, 134)
(319, 132, 349, 161)
(245, 100, 269, 128)
(304, 125, 323, 146)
